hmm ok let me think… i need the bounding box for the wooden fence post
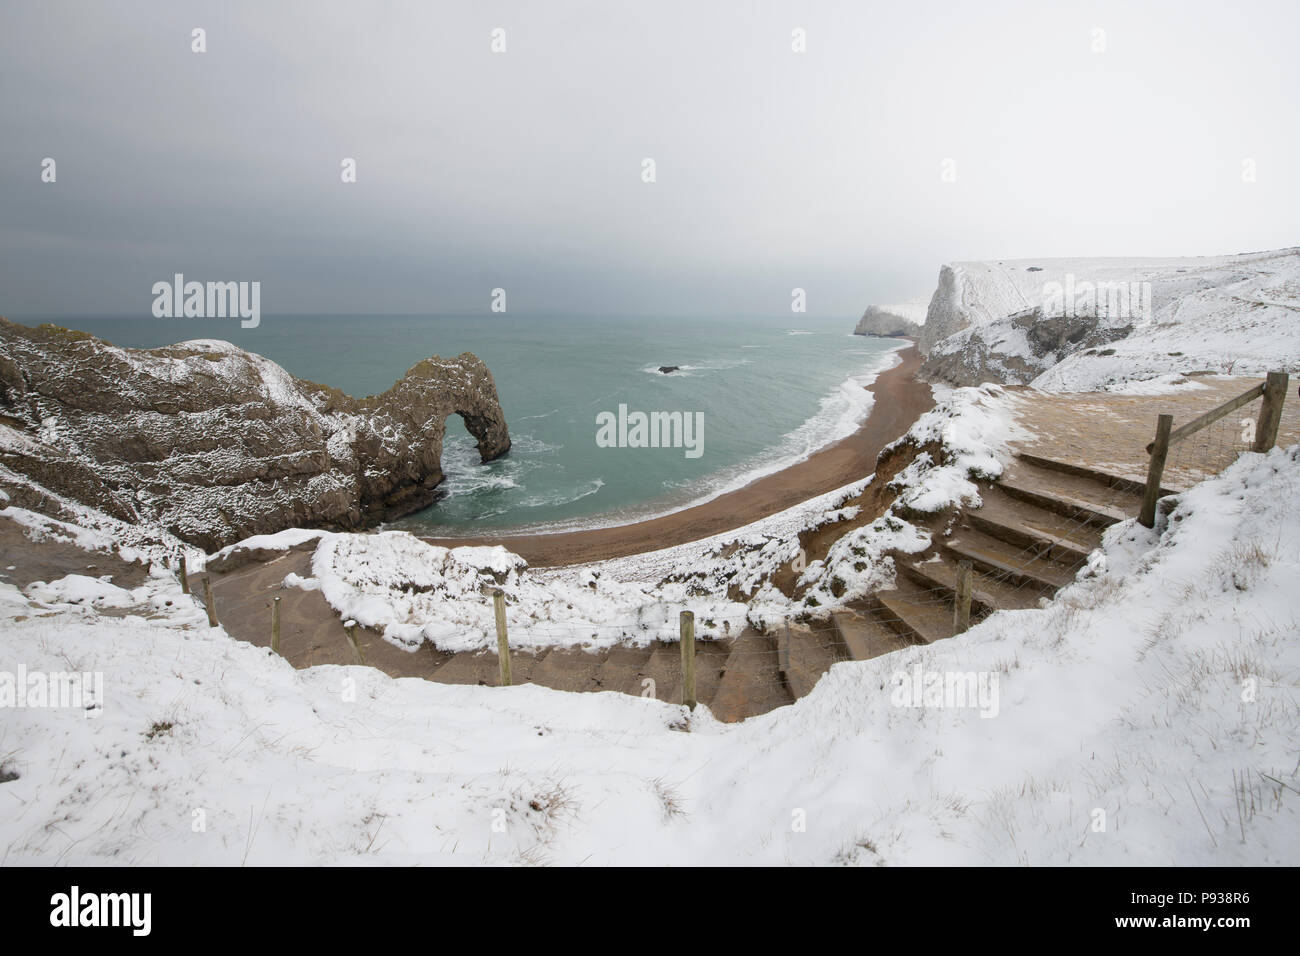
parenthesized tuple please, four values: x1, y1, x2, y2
(201, 577, 218, 628)
(271, 596, 281, 656)
(777, 622, 791, 679)
(1253, 370, 1289, 453)
(179, 554, 189, 594)
(953, 560, 973, 633)
(1139, 413, 1174, 528)
(679, 610, 697, 710)
(343, 619, 365, 665)
(493, 590, 511, 687)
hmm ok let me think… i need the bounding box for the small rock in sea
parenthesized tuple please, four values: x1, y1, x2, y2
(658, 365, 680, 374)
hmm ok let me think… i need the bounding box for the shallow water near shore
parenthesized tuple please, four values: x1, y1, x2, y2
(16, 313, 900, 534)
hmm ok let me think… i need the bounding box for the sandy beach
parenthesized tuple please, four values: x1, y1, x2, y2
(420, 343, 933, 566)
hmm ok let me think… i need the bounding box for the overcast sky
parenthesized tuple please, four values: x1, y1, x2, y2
(1, 0, 1297, 318)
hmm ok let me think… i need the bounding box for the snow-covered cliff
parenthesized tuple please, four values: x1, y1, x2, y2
(853, 301, 927, 338)
(0, 319, 512, 549)
(910, 248, 1300, 390)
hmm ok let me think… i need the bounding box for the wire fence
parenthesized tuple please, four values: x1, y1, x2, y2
(1163, 409, 1258, 488)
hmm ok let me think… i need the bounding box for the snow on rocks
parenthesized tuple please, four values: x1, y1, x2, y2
(0, 318, 512, 551)
(915, 247, 1300, 392)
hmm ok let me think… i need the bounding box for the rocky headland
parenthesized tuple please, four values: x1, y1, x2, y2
(0, 318, 510, 550)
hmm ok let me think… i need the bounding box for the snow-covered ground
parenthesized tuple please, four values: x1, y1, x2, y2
(2, 440, 1296, 864)
(3, 248, 1297, 864)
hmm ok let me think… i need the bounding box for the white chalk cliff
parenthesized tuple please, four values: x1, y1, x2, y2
(893, 248, 1300, 390)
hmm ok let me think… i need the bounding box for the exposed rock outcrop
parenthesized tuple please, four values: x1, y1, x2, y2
(853, 304, 923, 338)
(0, 318, 510, 550)
(919, 265, 967, 355)
(920, 306, 1133, 387)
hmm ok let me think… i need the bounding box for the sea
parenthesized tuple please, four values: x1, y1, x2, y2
(13, 313, 901, 536)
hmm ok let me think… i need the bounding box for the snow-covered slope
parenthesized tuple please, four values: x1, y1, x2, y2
(914, 248, 1300, 391)
(3, 441, 1297, 864)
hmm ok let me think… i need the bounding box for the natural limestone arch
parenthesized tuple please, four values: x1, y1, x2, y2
(0, 318, 511, 549)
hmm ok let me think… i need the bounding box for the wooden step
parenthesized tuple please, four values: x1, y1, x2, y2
(1004, 456, 1150, 510)
(527, 646, 609, 692)
(867, 576, 958, 645)
(644, 638, 730, 708)
(965, 510, 1094, 566)
(593, 644, 655, 697)
(709, 633, 792, 723)
(830, 609, 912, 661)
(971, 487, 1103, 556)
(430, 649, 517, 686)
(899, 555, 1044, 614)
(994, 477, 1129, 528)
(941, 528, 1077, 593)
(642, 640, 684, 706)
(1013, 451, 1176, 497)
(779, 625, 843, 698)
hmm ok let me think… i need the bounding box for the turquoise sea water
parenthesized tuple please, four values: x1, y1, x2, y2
(14, 314, 900, 535)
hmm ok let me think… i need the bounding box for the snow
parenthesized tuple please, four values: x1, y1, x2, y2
(3, 444, 1297, 864)
(921, 247, 1300, 392)
(879, 299, 929, 325)
(0, 500, 180, 569)
(310, 530, 748, 652)
(4, 246, 1297, 862)
(24, 574, 138, 609)
(1093, 373, 1213, 396)
(209, 527, 330, 563)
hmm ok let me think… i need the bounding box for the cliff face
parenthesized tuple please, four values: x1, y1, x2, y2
(908, 249, 1300, 390)
(919, 265, 967, 355)
(920, 306, 1133, 387)
(0, 318, 510, 550)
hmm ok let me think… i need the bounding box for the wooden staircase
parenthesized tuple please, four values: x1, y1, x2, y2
(822, 451, 1145, 680)
(355, 452, 1147, 722)
(208, 452, 1147, 724)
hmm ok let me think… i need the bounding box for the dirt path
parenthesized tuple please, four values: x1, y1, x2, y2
(0, 515, 151, 591)
(1006, 374, 1299, 490)
(204, 547, 802, 721)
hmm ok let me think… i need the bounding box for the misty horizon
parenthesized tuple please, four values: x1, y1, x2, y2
(3, 1, 1298, 320)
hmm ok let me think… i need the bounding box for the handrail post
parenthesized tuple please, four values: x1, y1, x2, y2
(1139, 413, 1173, 529)
(953, 560, 973, 633)
(1253, 371, 1289, 453)
(679, 610, 697, 711)
(493, 589, 511, 687)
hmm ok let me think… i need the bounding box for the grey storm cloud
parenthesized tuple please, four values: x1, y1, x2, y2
(1, 0, 1298, 318)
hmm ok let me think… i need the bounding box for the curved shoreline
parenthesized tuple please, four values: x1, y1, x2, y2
(420, 343, 933, 567)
